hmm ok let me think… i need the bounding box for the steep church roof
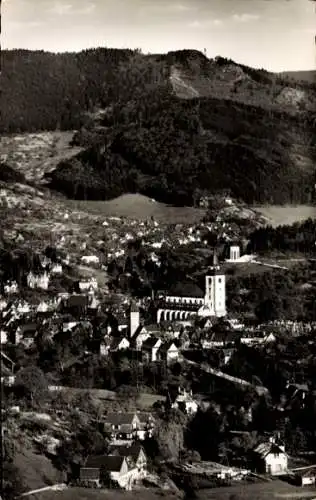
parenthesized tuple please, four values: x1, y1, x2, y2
(167, 281, 204, 298)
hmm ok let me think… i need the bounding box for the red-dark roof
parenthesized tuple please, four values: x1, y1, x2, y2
(105, 412, 139, 426)
(167, 282, 204, 298)
(84, 455, 125, 471)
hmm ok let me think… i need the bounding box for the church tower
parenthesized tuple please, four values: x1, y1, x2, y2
(204, 250, 226, 317)
(129, 301, 140, 337)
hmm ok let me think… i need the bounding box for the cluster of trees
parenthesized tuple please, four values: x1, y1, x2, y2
(248, 218, 316, 255)
(227, 264, 316, 322)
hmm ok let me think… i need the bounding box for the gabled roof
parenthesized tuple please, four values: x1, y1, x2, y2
(109, 443, 145, 462)
(159, 341, 179, 353)
(111, 337, 130, 350)
(104, 412, 139, 426)
(84, 455, 125, 472)
(67, 295, 89, 308)
(142, 337, 161, 350)
(254, 442, 286, 458)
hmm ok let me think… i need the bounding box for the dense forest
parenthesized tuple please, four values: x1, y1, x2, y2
(47, 92, 316, 205)
(2, 47, 316, 206)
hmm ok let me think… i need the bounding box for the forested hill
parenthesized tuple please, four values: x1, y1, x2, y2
(2, 47, 316, 206)
(46, 91, 316, 206)
(2, 48, 316, 133)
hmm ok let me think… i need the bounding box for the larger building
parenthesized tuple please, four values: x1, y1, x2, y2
(157, 252, 226, 323)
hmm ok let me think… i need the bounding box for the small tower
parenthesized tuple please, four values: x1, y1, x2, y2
(129, 301, 140, 337)
(230, 245, 240, 261)
(204, 249, 226, 317)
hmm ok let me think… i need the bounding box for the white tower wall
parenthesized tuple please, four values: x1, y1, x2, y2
(204, 274, 226, 317)
(230, 246, 240, 261)
(130, 310, 140, 337)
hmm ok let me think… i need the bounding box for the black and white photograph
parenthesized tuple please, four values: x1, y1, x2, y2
(1, 0, 316, 499)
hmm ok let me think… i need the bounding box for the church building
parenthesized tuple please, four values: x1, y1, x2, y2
(157, 252, 226, 323)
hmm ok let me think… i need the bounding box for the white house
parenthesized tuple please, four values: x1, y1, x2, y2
(81, 255, 100, 265)
(111, 337, 130, 351)
(27, 271, 49, 290)
(158, 342, 180, 364)
(171, 388, 199, 415)
(253, 438, 288, 475)
(142, 337, 162, 362)
(51, 263, 63, 275)
(79, 277, 98, 292)
(37, 301, 49, 313)
(4, 281, 18, 294)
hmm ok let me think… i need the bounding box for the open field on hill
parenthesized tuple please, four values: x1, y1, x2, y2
(49, 385, 166, 410)
(33, 487, 180, 500)
(196, 479, 316, 500)
(65, 194, 207, 224)
(15, 448, 62, 491)
(252, 205, 316, 228)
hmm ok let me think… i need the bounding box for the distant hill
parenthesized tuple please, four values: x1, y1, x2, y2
(280, 70, 316, 84)
(2, 48, 316, 133)
(2, 48, 316, 206)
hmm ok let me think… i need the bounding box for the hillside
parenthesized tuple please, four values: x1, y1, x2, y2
(46, 91, 316, 206)
(2, 48, 316, 134)
(280, 70, 316, 84)
(2, 48, 316, 206)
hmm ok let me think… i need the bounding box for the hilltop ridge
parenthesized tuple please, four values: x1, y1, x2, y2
(2, 47, 316, 207)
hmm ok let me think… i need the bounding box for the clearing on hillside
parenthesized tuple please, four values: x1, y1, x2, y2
(66, 193, 207, 224)
(252, 205, 316, 228)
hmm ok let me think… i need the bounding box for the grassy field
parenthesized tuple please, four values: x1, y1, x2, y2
(51, 386, 166, 409)
(15, 448, 62, 491)
(66, 194, 207, 224)
(252, 205, 316, 228)
(33, 487, 181, 500)
(196, 479, 316, 500)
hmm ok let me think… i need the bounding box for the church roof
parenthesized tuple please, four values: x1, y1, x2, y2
(167, 281, 204, 298)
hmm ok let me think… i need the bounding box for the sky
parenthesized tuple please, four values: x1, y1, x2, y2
(2, 0, 316, 72)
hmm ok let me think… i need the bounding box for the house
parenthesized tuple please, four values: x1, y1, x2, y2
(15, 323, 38, 345)
(109, 443, 147, 472)
(103, 412, 141, 442)
(79, 277, 98, 292)
(51, 263, 63, 275)
(4, 281, 19, 294)
(158, 341, 180, 364)
(37, 301, 49, 313)
(198, 317, 215, 330)
(64, 295, 89, 316)
(136, 412, 155, 439)
(1, 352, 15, 386)
(27, 271, 49, 290)
(130, 325, 152, 351)
(142, 337, 162, 362)
(253, 437, 288, 475)
(295, 467, 316, 486)
(98, 337, 111, 356)
(62, 321, 78, 333)
(111, 337, 130, 351)
(80, 455, 129, 488)
(1, 330, 7, 344)
(81, 255, 100, 265)
(203, 331, 237, 349)
(171, 387, 199, 415)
